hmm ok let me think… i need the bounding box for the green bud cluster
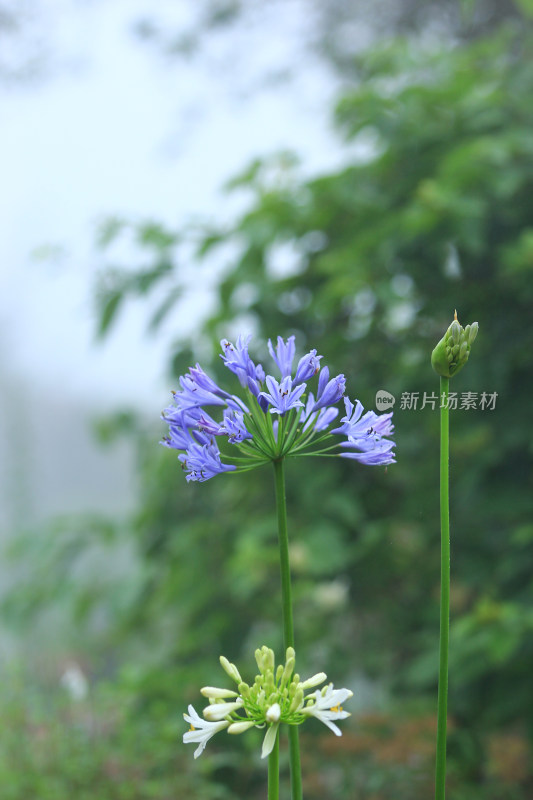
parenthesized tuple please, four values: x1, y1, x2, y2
(431, 312, 479, 378)
(187, 644, 352, 759)
(215, 646, 306, 729)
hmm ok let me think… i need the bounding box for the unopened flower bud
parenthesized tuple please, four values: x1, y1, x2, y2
(203, 699, 243, 721)
(290, 688, 304, 713)
(263, 647, 275, 671)
(238, 682, 251, 699)
(450, 320, 461, 344)
(431, 311, 479, 378)
(281, 656, 295, 688)
(200, 686, 239, 699)
(298, 672, 327, 690)
(228, 720, 257, 734)
(266, 702, 281, 722)
(219, 656, 242, 684)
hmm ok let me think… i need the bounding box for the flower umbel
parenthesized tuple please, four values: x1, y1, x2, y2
(161, 335, 396, 480)
(183, 645, 353, 759)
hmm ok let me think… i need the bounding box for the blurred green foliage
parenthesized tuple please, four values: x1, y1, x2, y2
(3, 20, 533, 800)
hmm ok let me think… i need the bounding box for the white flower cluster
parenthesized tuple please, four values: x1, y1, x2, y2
(184, 645, 353, 759)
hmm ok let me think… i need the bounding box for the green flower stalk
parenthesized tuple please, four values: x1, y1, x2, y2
(272, 456, 302, 800)
(431, 311, 478, 800)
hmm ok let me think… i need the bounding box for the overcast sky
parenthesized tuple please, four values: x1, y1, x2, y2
(0, 0, 342, 411)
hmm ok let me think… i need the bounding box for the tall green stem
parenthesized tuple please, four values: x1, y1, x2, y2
(268, 731, 279, 800)
(273, 458, 303, 800)
(435, 376, 450, 800)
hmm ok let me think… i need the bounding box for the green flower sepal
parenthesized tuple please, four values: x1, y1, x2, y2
(183, 645, 353, 759)
(431, 311, 479, 378)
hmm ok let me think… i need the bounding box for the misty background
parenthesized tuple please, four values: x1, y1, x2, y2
(1, 2, 532, 799)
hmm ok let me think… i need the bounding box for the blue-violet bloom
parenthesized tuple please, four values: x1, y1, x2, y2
(161, 334, 396, 481)
(259, 375, 306, 415)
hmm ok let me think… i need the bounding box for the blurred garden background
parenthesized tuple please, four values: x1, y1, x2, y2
(1, 1, 533, 797)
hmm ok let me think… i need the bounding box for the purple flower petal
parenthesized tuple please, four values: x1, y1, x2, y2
(268, 335, 296, 378)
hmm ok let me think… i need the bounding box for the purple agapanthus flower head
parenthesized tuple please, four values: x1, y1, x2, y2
(161, 333, 396, 481)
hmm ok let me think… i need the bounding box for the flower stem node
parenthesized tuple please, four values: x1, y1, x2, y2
(184, 645, 353, 759)
(431, 311, 479, 378)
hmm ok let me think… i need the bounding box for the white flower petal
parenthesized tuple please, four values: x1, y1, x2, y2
(183, 705, 229, 758)
(184, 704, 203, 728)
(261, 723, 280, 759)
(309, 684, 353, 710)
(317, 717, 343, 736)
(193, 741, 206, 759)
